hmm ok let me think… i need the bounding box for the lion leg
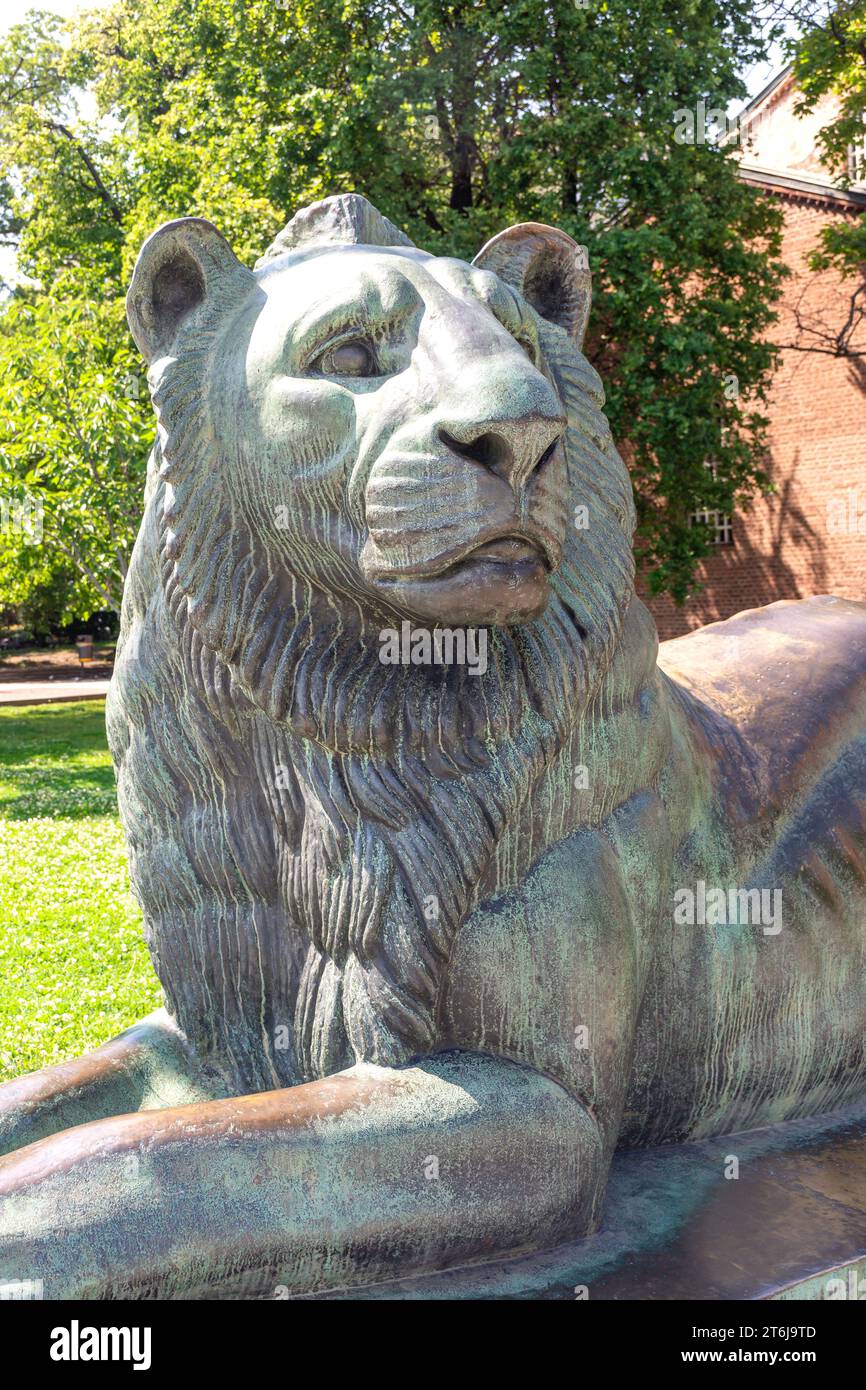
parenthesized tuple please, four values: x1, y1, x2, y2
(0, 1051, 601, 1299)
(0, 1010, 225, 1159)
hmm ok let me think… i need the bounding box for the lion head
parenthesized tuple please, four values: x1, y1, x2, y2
(122, 194, 639, 1088)
(127, 193, 634, 747)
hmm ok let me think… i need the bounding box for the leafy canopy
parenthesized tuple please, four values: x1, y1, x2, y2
(792, 0, 866, 274)
(0, 0, 787, 610)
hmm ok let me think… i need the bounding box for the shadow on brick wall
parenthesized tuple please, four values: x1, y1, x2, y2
(643, 450, 829, 642)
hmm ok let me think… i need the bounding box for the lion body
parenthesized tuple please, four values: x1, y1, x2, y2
(110, 492, 866, 1154)
(446, 596, 866, 1151)
(5, 196, 866, 1302)
(108, 197, 866, 1194)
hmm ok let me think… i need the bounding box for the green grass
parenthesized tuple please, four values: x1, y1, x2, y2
(0, 700, 162, 1081)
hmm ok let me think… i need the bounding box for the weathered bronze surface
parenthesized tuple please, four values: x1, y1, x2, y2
(317, 1097, 866, 1301)
(1, 193, 865, 1299)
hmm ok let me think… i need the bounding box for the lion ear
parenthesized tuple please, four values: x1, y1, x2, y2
(127, 217, 250, 363)
(472, 223, 591, 347)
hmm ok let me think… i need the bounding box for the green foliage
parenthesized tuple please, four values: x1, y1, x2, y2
(0, 285, 151, 615)
(3, 560, 79, 642)
(0, 539, 67, 635)
(0, 700, 161, 1080)
(793, 0, 866, 273)
(0, 0, 788, 603)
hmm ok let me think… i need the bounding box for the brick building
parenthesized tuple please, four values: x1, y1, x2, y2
(646, 67, 866, 641)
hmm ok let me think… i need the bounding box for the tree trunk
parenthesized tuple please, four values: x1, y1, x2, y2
(449, 130, 475, 211)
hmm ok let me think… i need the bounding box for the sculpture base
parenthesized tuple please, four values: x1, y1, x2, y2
(314, 1097, 866, 1300)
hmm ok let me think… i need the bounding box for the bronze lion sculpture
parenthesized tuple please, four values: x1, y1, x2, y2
(1, 193, 865, 1299)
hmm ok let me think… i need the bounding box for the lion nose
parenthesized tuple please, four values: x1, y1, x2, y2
(438, 412, 565, 489)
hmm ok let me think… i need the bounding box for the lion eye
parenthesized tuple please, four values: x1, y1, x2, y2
(317, 339, 377, 377)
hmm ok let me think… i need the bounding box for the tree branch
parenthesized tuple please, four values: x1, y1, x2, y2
(53, 534, 119, 611)
(45, 121, 124, 226)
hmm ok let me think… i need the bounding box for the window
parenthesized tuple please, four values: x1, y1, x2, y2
(689, 461, 733, 546)
(848, 135, 866, 186)
(689, 505, 733, 546)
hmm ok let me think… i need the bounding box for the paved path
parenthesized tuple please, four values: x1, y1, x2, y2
(0, 678, 110, 706)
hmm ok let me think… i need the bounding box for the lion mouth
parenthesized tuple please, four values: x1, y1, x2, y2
(366, 530, 557, 626)
(393, 530, 557, 583)
(446, 535, 547, 569)
(361, 524, 561, 626)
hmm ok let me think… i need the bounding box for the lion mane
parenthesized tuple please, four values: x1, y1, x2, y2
(109, 196, 638, 1094)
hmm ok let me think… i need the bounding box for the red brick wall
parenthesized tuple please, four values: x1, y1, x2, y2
(643, 188, 866, 641)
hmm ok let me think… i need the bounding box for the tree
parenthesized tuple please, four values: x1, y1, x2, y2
(0, 0, 787, 607)
(787, 1, 866, 351)
(0, 12, 145, 619)
(0, 284, 151, 615)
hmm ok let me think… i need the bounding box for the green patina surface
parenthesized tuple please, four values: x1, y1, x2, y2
(2, 196, 866, 1300)
(317, 1097, 866, 1300)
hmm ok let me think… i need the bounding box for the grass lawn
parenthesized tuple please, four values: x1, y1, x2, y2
(0, 700, 162, 1082)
